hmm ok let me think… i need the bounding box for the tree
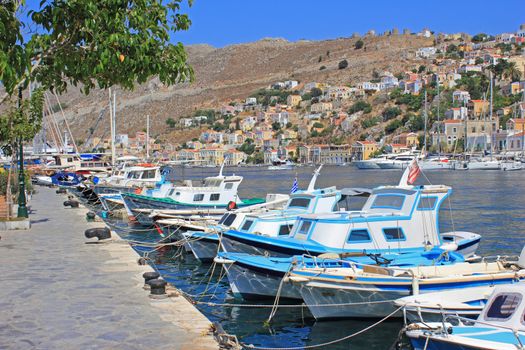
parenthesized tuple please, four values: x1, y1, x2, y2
(348, 101, 372, 114)
(382, 107, 401, 121)
(166, 117, 176, 128)
(310, 87, 323, 97)
(1, 0, 193, 153)
(271, 122, 281, 131)
(354, 40, 364, 49)
(418, 65, 426, 74)
(502, 61, 522, 82)
(385, 119, 402, 134)
(475, 57, 484, 65)
(471, 33, 488, 43)
(338, 59, 348, 70)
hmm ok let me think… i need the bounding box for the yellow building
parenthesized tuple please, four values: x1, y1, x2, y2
(199, 147, 226, 166)
(352, 141, 378, 160)
(225, 149, 246, 165)
(286, 94, 302, 107)
(468, 100, 489, 118)
(394, 132, 419, 147)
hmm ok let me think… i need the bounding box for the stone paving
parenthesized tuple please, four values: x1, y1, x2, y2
(0, 186, 218, 350)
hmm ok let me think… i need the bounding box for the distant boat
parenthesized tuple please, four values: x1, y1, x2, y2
(268, 159, 295, 170)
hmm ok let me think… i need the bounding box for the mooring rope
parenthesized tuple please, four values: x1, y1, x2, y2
(241, 306, 404, 350)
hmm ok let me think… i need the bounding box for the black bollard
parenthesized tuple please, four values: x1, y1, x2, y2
(137, 257, 147, 265)
(142, 271, 160, 290)
(86, 211, 96, 220)
(63, 200, 71, 207)
(69, 200, 79, 208)
(148, 279, 167, 299)
(84, 227, 111, 240)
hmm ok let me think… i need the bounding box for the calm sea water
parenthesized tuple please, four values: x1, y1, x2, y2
(115, 166, 525, 350)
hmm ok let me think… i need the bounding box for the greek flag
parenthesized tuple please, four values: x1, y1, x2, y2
(290, 177, 298, 194)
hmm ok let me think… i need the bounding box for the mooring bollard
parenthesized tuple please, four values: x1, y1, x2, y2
(69, 200, 79, 208)
(148, 279, 167, 299)
(142, 271, 160, 290)
(86, 211, 96, 221)
(84, 227, 111, 241)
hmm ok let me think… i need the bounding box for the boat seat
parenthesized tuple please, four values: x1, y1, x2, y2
(407, 261, 506, 278)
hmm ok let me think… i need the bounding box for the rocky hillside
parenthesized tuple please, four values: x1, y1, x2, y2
(55, 34, 434, 142)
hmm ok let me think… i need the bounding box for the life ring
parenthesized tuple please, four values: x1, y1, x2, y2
(227, 201, 237, 211)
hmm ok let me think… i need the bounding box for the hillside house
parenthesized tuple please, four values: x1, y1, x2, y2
(351, 141, 378, 161)
(393, 132, 419, 147)
(287, 94, 302, 107)
(467, 100, 489, 118)
(452, 90, 471, 104)
(416, 47, 437, 58)
(445, 107, 468, 120)
(507, 118, 525, 132)
(310, 102, 333, 113)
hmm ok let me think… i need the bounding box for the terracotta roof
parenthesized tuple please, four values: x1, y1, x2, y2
(444, 119, 462, 124)
(356, 141, 377, 145)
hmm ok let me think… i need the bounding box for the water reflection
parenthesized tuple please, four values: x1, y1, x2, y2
(114, 166, 525, 349)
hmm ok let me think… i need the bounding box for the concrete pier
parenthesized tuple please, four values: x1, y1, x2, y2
(0, 186, 219, 350)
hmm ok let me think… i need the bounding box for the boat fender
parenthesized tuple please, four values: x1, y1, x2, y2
(84, 227, 111, 240)
(227, 201, 237, 211)
(148, 279, 167, 298)
(214, 257, 235, 264)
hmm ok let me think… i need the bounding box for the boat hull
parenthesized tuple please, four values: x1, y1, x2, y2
(185, 233, 219, 262)
(223, 260, 303, 300)
(299, 281, 405, 319)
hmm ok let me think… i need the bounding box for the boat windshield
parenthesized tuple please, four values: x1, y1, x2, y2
(485, 293, 522, 321)
(287, 197, 311, 209)
(204, 179, 223, 187)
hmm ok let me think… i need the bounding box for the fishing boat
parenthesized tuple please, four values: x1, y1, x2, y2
(395, 285, 495, 322)
(180, 166, 369, 262)
(406, 283, 525, 350)
(215, 248, 466, 300)
(220, 163, 481, 259)
(34, 171, 86, 187)
(121, 164, 265, 226)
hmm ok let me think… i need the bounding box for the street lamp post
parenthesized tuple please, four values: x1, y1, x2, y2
(17, 87, 28, 218)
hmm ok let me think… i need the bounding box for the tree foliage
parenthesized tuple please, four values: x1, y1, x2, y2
(1, 0, 193, 97)
(338, 59, 348, 70)
(348, 100, 372, 114)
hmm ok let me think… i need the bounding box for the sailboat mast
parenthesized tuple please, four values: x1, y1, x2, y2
(108, 88, 115, 167)
(489, 72, 494, 160)
(146, 115, 150, 159)
(423, 90, 428, 155)
(437, 81, 440, 158)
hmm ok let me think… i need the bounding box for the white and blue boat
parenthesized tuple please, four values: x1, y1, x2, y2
(406, 282, 525, 350)
(220, 182, 480, 259)
(121, 164, 265, 226)
(180, 166, 370, 262)
(215, 248, 466, 300)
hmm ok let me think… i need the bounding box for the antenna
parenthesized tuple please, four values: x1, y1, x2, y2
(307, 164, 323, 191)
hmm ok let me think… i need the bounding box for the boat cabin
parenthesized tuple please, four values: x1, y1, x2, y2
(287, 184, 451, 253)
(165, 174, 244, 206)
(476, 285, 525, 331)
(231, 187, 370, 238)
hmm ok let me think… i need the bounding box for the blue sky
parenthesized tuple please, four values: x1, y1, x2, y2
(23, 0, 525, 47)
(174, 0, 524, 47)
